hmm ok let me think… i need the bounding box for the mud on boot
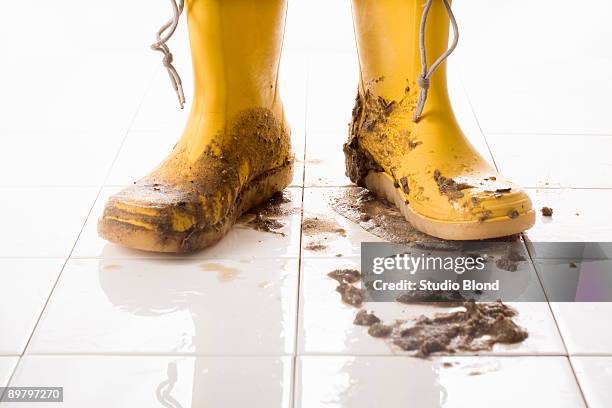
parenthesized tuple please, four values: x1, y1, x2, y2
(346, 0, 535, 240)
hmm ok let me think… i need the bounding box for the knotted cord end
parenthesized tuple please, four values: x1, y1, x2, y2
(417, 75, 430, 90)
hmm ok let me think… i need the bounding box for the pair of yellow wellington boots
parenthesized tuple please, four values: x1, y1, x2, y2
(99, 0, 535, 253)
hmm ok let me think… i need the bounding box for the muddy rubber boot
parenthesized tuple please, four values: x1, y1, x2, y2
(346, 0, 535, 240)
(98, 0, 293, 253)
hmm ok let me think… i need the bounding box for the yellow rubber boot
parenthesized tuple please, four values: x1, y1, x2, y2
(98, 0, 293, 253)
(346, 0, 535, 240)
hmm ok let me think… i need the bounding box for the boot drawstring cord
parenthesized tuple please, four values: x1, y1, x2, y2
(413, 0, 459, 122)
(152, 0, 186, 109)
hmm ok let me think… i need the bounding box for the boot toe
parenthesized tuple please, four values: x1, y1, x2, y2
(98, 181, 205, 253)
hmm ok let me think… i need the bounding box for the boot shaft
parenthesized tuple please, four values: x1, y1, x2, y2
(351, 0, 453, 112)
(185, 0, 288, 114)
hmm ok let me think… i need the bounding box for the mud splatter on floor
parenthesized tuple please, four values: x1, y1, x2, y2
(382, 301, 528, 358)
(302, 216, 347, 251)
(329, 188, 439, 243)
(327, 266, 529, 358)
(200, 263, 240, 282)
(237, 191, 297, 236)
(302, 216, 347, 236)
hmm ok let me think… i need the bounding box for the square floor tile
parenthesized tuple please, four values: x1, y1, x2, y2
(572, 356, 612, 408)
(28, 258, 298, 355)
(0, 131, 124, 187)
(0, 52, 155, 134)
(534, 259, 612, 304)
(550, 302, 612, 355)
(488, 134, 612, 188)
(462, 58, 612, 136)
(0, 259, 65, 355)
(298, 257, 565, 356)
(73, 187, 302, 259)
(454, 0, 612, 136)
(524, 188, 612, 242)
(296, 356, 584, 408)
(6, 355, 291, 408)
(0, 187, 98, 258)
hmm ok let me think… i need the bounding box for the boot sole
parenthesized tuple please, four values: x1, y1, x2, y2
(98, 161, 294, 253)
(363, 171, 536, 240)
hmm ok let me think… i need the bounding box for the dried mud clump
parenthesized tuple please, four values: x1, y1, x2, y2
(391, 300, 528, 358)
(354, 310, 381, 326)
(336, 282, 365, 307)
(368, 322, 394, 338)
(330, 188, 438, 243)
(433, 170, 473, 201)
(541, 206, 553, 217)
(328, 269, 361, 284)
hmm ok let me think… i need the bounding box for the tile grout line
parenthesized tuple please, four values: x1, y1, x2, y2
(5, 66, 161, 388)
(524, 240, 590, 407)
(458, 72, 499, 172)
(289, 53, 309, 408)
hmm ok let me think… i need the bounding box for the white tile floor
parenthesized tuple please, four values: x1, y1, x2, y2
(1, 0, 612, 406)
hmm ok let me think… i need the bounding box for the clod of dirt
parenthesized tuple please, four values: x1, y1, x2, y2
(368, 322, 393, 338)
(354, 310, 381, 326)
(336, 282, 365, 307)
(433, 170, 473, 201)
(388, 300, 528, 358)
(330, 188, 439, 243)
(569, 262, 578, 268)
(396, 288, 467, 307)
(399, 176, 410, 194)
(541, 206, 553, 217)
(328, 269, 361, 284)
